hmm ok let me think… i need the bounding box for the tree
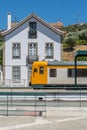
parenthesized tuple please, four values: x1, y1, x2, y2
(63, 32, 78, 49)
(79, 29, 87, 40)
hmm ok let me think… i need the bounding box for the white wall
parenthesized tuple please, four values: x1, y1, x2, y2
(48, 68, 87, 85)
(0, 65, 3, 81)
(4, 17, 62, 86)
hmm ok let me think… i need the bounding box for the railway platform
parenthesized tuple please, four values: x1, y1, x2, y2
(0, 108, 87, 130)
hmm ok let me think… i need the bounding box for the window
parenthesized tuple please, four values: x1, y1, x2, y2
(28, 22, 37, 38)
(34, 68, 38, 73)
(28, 43, 38, 61)
(12, 43, 20, 59)
(50, 69, 57, 77)
(40, 67, 44, 74)
(68, 69, 75, 77)
(45, 43, 53, 59)
(68, 68, 87, 77)
(12, 66, 21, 81)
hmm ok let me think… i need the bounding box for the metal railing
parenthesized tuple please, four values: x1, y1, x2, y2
(0, 88, 87, 116)
(0, 91, 46, 116)
(26, 55, 39, 64)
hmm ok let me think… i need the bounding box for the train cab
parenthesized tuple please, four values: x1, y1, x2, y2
(30, 61, 48, 88)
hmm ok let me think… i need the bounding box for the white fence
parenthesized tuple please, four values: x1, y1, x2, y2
(0, 79, 28, 87)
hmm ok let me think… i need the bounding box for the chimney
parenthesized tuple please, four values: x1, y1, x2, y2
(7, 12, 11, 30)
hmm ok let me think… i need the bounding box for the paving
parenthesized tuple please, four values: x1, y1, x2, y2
(0, 107, 87, 130)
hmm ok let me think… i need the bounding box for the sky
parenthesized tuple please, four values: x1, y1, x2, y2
(0, 0, 87, 30)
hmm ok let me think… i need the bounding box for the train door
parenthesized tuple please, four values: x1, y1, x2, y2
(39, 66, 47, 84)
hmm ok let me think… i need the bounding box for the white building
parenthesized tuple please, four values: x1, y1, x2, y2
(1, 13, 64, 87)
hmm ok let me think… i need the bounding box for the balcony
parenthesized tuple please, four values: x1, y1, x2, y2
(45, 55, 53, 59)
(26, 55, 39, 64)
(28, 30, 37, 39)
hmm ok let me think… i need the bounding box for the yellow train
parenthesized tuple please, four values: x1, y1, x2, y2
(29, 60, 87, 89)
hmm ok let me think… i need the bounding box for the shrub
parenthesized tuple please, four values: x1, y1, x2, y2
(76, 40, 87, 45)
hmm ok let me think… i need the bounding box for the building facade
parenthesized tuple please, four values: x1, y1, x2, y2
(1, 13, 64, 87)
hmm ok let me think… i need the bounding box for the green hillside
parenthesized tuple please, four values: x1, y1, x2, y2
(62, 23, 87, 61)
(62, 23, 87, 49)
(62, 23, 87, 32)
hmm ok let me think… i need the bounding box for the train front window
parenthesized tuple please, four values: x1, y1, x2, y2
(50, 69, 57, 77)
(34, 68, 37, 73)
(39, 67, 44, 74)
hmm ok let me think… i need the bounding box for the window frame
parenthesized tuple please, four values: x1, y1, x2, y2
(68, 68, 87, 77)
(34, 68, 38, 73)
(39, 66, 44, 74)
(28, 21, 37, 38)
(45, 42, 54, 59)
(12, 66, 21, 82)
(12, 43, 21, 59)
(28, 42, 38, 60)
(49, 69, 57, 77)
